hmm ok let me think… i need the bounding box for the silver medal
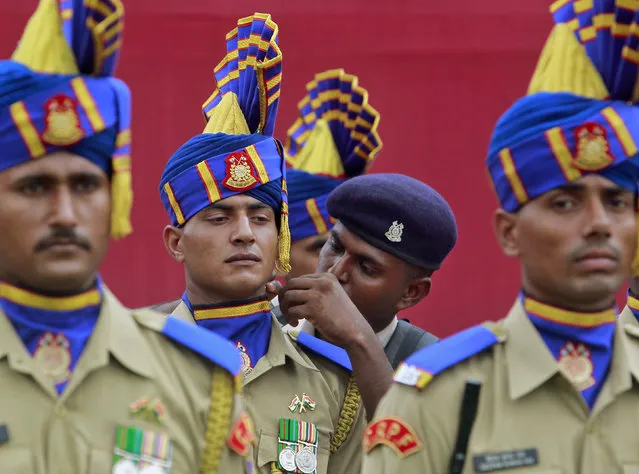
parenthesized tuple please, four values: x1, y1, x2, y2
(112, 459, 140, 474)
(278, 446, 297, 472)
(295, 447, 317, 474)
(139, 464, 166, 474)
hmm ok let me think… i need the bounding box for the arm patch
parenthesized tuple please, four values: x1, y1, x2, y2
(363, 417, 423, 458)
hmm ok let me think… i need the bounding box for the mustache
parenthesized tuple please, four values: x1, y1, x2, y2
(34, 227, 92, 253)
(570, 242, 620, 262)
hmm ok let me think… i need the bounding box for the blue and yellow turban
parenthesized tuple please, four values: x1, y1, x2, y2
(159, 14, 291, 271)
(0, 0, 132, 238)
(284, 69, 382, 242)
(487, 0, 639, 215)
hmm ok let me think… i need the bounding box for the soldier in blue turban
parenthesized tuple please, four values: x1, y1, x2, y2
(157, 14, 393, 474)
(364, 1, 639, 472)
(0, 2, 253, 472)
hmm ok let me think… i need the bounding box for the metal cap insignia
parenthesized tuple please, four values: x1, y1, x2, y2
(385, 221, 403, 243)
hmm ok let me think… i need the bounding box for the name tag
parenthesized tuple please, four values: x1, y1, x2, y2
(473, 448, 538, 472)
(0, 425, 8, 445)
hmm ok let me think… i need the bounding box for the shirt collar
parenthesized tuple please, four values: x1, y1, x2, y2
(503, 299, 560, 401)
(604, 313, 639, 395)
(172, 300, 317, 378)
(376, 316, 398, 348)
(82, 287, 156, 379)
(505, 299, 639, 402)
(252, 317, 318, 378)
(0, 308, 28, 364)
(172, 300, 197, 324)
(619, 308, 639, 382)
(0, 287, 155, 381)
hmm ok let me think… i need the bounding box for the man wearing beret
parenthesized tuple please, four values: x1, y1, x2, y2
(157, 14, 394, 474)
(0, 1, 254, 473)
(278, 172, 455, 369)
(363, 2, 639, 472)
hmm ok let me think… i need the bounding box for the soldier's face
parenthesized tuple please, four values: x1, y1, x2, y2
(283, 232, 330, 281)
(0, 151, 111, 293)
(317, 222, 431, 332)
(165, 194, 278, 302)
(494, 174, 636, 310)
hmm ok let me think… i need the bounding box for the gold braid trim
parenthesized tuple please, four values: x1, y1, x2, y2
(270, 462, 283, 473)
(330, 374, 361, 453)
(201, 366, 233, 474)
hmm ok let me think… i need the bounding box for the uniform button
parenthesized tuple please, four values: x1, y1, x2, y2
(55, 406, 67, 418)
(587, 424, 595, 433)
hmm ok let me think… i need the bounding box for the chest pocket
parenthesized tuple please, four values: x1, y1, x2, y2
(623, 466, 639, 474)
(0, 447, 35, 472)
(256, 430, 330, 474)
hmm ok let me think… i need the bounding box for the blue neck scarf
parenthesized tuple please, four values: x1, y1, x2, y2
(522, 293, 616, 410)
(182, 292, 272, 376)
(0, 278, 103, 394)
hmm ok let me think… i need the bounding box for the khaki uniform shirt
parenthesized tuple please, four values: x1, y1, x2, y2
(620, 304, 636, 326)
(0, 289, 251, 474)
(173, 302, 366, 474)
(362, 300, 639, 474)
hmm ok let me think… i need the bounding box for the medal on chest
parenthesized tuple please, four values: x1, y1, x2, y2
(557, 341, 595, 391)
(33, 332, 71, 385)
(112, 424, 173, 474)
(236, 341, 253, 376)
(277, 418, 318, 474)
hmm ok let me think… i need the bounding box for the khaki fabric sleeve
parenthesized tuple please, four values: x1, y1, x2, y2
(361, 377, 464, 474)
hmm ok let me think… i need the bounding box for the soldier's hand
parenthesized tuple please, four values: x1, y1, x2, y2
(265, 279, 283, 301)
(278, 273, 371, 349)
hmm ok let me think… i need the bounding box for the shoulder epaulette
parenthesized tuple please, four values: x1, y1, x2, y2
(291, 331, 352, 372)
(161, 315, 242, 377)
(393, 324, 503, 390)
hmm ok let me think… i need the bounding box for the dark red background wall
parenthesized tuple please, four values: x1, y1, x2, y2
(1, 1, 570, 336)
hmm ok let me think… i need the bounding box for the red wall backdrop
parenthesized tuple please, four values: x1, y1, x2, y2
(1, 1, 565, 336)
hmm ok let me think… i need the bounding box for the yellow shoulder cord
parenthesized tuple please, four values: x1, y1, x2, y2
(200, 366, 233, 474)
(330, 374, 361, 453)
(270, 462, 283, 473)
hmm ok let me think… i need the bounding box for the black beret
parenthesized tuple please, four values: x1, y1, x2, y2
(326, 173, 458, 270)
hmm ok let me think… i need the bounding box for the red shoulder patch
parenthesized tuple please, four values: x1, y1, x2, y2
(227, 411, 255, 456)
(363, 416, 423, 458)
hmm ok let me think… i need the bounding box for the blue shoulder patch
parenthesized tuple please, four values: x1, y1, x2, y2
(394, 325, 500, 389)
(162, 315, 242, 377)
(295, 331, 352, 372)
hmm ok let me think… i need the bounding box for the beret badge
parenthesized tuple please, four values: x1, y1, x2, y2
(385, 220, 404, 243)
